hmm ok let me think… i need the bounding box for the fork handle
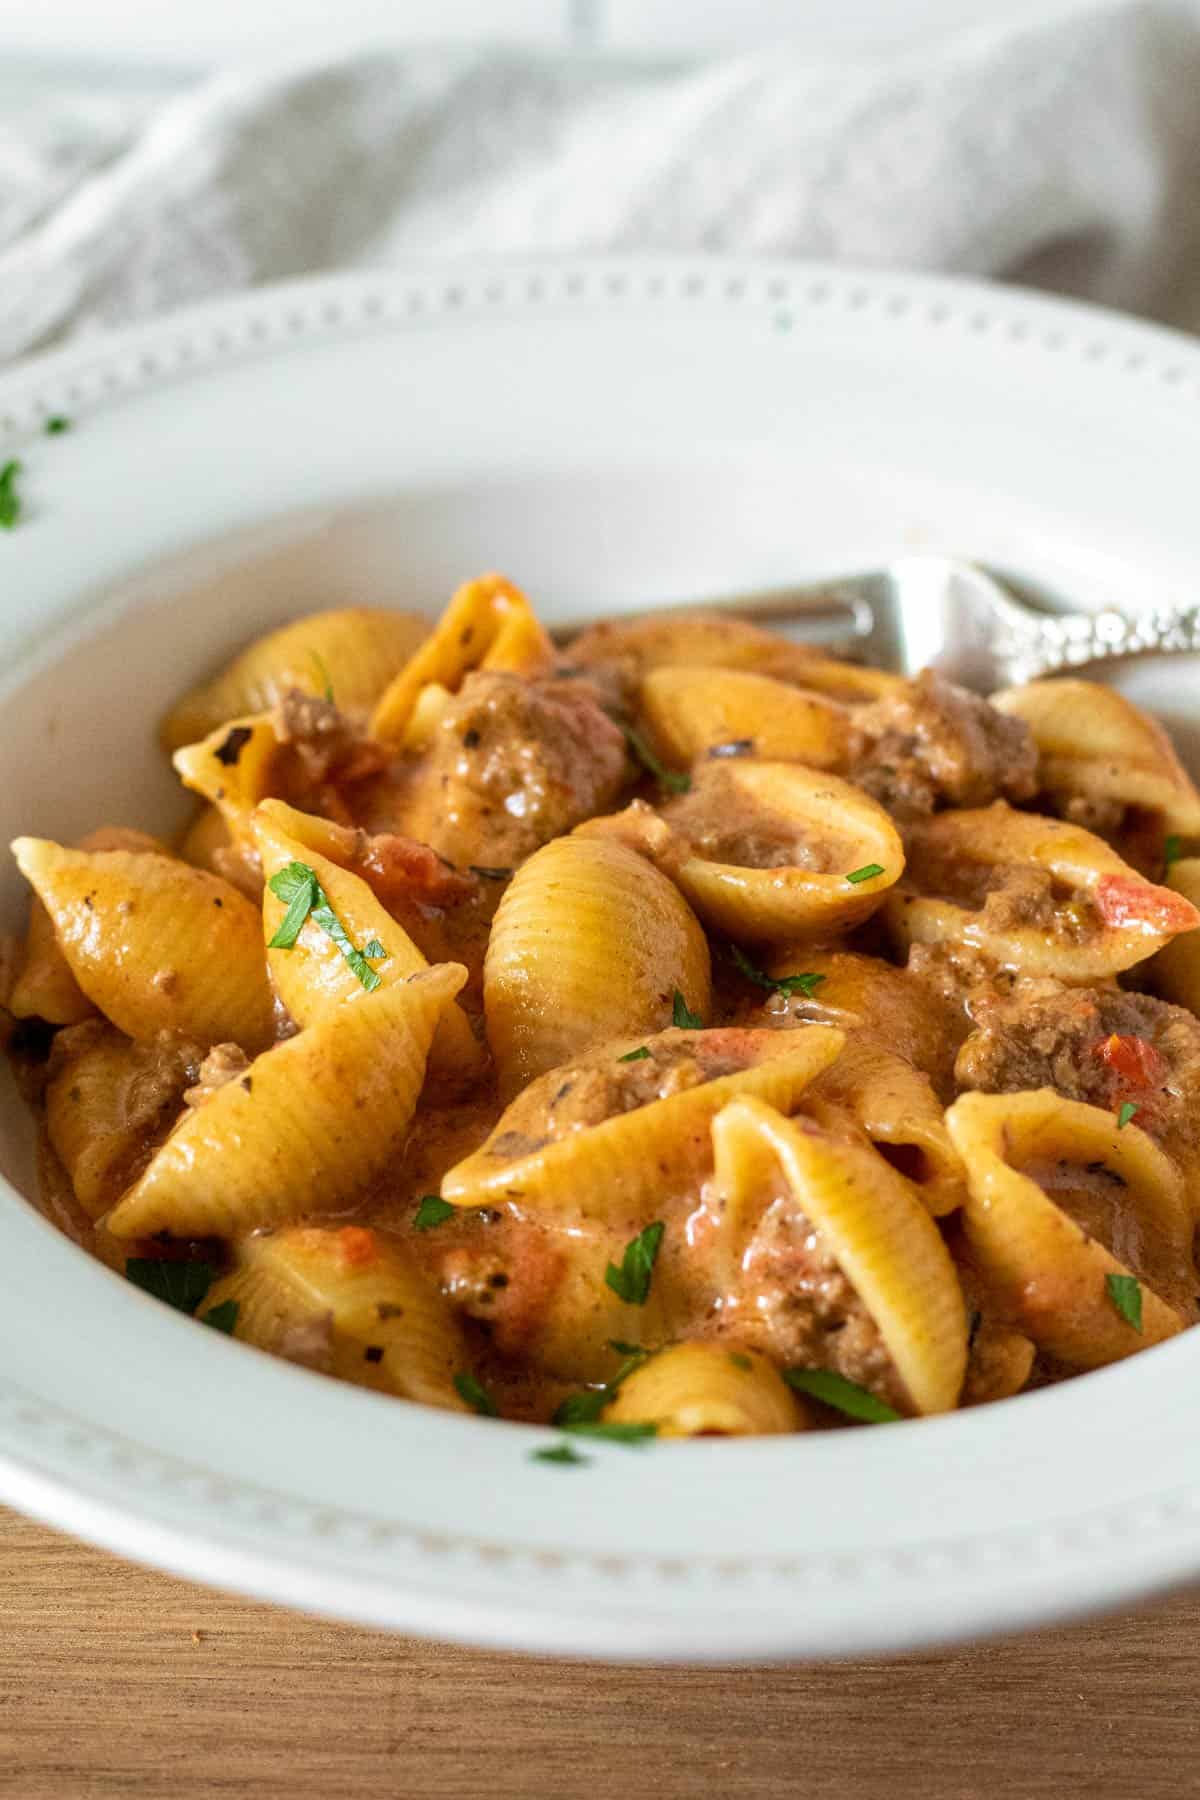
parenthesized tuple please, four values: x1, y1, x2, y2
(994, 601, 1200, 685)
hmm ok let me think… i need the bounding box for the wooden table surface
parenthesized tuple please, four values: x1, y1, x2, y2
(3, 1510, 1200, 1798)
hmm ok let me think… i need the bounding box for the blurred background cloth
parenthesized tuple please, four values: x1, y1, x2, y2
(2, 0, 1200, 363)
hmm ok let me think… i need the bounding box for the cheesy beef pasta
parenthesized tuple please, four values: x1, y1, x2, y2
(7, 575, 1200, 1454)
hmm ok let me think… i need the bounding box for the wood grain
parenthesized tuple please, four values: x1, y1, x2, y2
(2, 1505, 1199, 1800)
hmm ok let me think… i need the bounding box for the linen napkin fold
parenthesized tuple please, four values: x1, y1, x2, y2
(2, 0, 1199, 363)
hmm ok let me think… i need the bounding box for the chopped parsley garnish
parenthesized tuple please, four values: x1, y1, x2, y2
(469, 865, 513, 881)
(607, 1339, 644, 1357)
(201, 1299, 240, 1335)
(531, 1441, 589, 1466)
(707, 739, 754, 759)
(672, 990, 703, 1030)
(413, 1194, 456, 1231)
(552, 1344, 651, 1428)
(618, 1045, 651, 1062)
(620, 720, 691, 795)
(605, 1221, 665, 1307)
(845, 862, 885, 886)
(784, 1368, 901, 1423)
(1117, 1101, 1139, 1130)
(1105, 1272, 1143, 1332)
(454, 1371, 499, 1417)
(44, 415, 71, 435)
(728, 1352, 753, 1372)
(126, 1258, 214, 1315)
(729, 943, 826, 1000)
(0, 460, 22, 531)
(266, 860, 388, 991)
(1164, 834, 1182, 871)
(560, 1420, 658, 1447)
(310, 650, 334, 702)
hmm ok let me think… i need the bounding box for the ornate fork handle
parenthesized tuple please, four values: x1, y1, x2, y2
(989, 597, 1200, 687)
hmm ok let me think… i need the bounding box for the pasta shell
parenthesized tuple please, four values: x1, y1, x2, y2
(946, 1089, 1190, 1367)
(160, 607, 429, 751)
(45, 1023, 199, 1220)
(638, 667, 861, 771)
(886, 801, 1200, 979)
(252, 798, 484, 1087)
(802, 1034, 966, 1218)
(602, 1343, 806, 1437)
(1148, 856, 1200, 1013)
(483, 834, 712, 1099)
(568, 612, 900, 702)
(11, 839, 275, 1052)
(993, 679, 1200, 837)
(201, 1224, 470, 1411)
(370, 575, 554, 747)
(8, 828, 169, 1026)
(174, 714, 281, 845)
(582, 762, 904, 945)
(709, 1097, 967, 1415)
(443, 1023, 844, 1221)
(106, 962, 467, 1240)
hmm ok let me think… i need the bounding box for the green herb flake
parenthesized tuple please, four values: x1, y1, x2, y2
(620, 720, 691, 795)
(454, 1371, 499, 1417)
(266, 859, 387, 991)
(126, 1258, 214, 1316)
(605, 1221, 665, 1307)
(729, 943, 826, 1000)
(784, 1368, 901, 1423)
(552, 1388, 608, 1428)
(201, 1299, 240, 1335)
(561, 1420, 658, 1447)
(728, 1352, 754, 1372)
(413, 1194, 456, 1231)
(531, 1441, 589, 1466)
(672, 990, 704, 1030)
(845, 863, 885, 886)
(0, 460, 23, 531)
(1117, 1101, 1139, 1130)
(618, 1045, 651, 1062)
(310, 650, 335, 703)
(1105, 1272, 1143, 1332)
(44, 416, 71, 436)
(607, 1339, 644, 1357)
(1164, 834, 1183, 872)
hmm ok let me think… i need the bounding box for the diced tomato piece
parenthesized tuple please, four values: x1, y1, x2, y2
(337, 1226, 379, 1268)
(1093, 1032, 1164, 1089)
(1094, 874, 1200, 935)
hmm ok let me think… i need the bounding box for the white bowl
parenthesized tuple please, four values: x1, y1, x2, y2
(1, 259, 1199, 1661)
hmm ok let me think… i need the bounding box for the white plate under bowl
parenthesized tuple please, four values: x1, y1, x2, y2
(1, 260, 1199, 1662)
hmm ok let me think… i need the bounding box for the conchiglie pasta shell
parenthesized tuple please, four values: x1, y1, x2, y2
(443, 1024, 844, 1221)
(993, 679, 1200, 836)
(173, 715, 281, 843)
(107, 963, 467, 1240)
(569, 612, 901, 702)
(639, 667, 860, 771)
(483, 834, 712, 1099)
(252, 799, 483, 1087)
(9, 828, 169, 1025)
(11, 839, 275, 1052)
(1148, 856, 1200, 1012)
(886, 802, 1200, 979)
(946, 1089, 1187, 1367)
(202, 1225, 469, 1411)
(160, 607, 429, 752)
(657, 763, 902, 945)
(45, 1024, 198, 1219)
(603, 1343, 806, 1437)
(710, 1097, 967, 1415)
(802, 1034, 966, 1217)
(369, 574, 554, 747)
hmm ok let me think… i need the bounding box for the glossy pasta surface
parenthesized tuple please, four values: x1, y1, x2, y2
(8, 587, 1200, 1448)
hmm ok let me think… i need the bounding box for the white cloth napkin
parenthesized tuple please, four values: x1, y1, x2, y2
(2, 0, 1200, 364)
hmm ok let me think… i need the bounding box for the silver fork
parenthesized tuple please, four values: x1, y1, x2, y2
(571, 557, 1200, 692)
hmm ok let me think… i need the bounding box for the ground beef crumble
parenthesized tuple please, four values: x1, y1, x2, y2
(855, 670, 1038, 820)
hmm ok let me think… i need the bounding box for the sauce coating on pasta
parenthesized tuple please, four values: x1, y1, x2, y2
(8, 583, 1200, 1447)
